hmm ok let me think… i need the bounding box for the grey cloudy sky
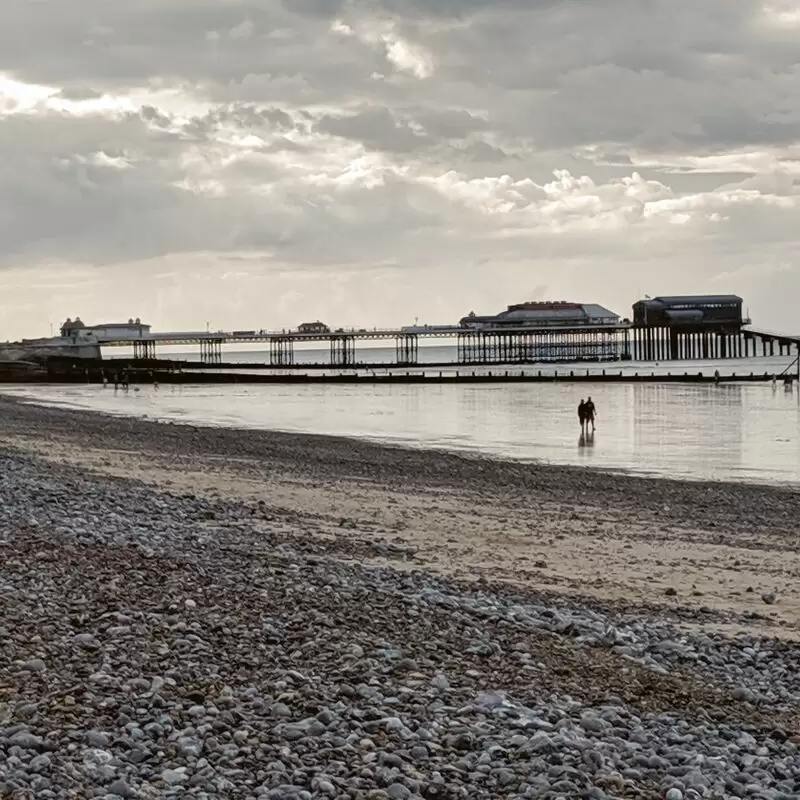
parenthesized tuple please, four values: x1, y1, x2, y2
(1, 0, 799, 337)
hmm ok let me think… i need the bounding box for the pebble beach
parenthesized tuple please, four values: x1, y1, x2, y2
(1, 396, 800, 799)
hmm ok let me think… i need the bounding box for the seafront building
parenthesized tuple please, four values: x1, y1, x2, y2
(459, 301, 621, 329)
(631, 296, 744, 329)
(60, 317, 151, 342)
(0, 317, 153, 363)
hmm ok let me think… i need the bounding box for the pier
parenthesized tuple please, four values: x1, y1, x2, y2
(103, 322, 635, 367)
(5, 295, 797, 379)
(94, 324, 800, 371)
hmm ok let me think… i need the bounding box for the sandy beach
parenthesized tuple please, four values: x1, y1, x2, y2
(2, 395, 800, 799)
(1, 396, 799, 638)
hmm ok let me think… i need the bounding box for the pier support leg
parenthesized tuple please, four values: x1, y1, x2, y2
(330, 335, 356, 367)
(270, 337, 294, 366)
(458, 332, 482, 364)
(199, 339, 222, 363)
(395, 334, 419, 366)
(133, 340, 156, 360)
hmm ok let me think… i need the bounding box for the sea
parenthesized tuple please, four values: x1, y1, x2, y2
(2, 345, 799, 486)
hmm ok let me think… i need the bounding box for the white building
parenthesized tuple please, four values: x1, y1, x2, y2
(60, 317, 151, 342)
(0, 317, 152, 362)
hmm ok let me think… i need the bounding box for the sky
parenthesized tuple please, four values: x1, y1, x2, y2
(1, 0, 799, 339)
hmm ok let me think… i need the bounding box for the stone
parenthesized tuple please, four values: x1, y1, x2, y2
(161, 769, 188, 785)
(73, 632, 101, 648)
(580, 714, 608, 734)
(431, 674, 450, 691)
(86, 730, 111, 748)
(386, 783, 411, 800)
(9, 731, 43, 749)
(15, 702, 39, 719)
(28, 754, 51, 772)
(107, 779, 139, 798)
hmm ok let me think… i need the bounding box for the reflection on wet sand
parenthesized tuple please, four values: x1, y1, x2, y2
(1, 379, 799, 484)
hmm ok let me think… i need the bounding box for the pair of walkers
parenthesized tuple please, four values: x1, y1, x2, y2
(578, 397, 596, 432)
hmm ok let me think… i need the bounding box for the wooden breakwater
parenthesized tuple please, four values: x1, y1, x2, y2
(2, 357, 795, 385)
(129, 372, 791, 385)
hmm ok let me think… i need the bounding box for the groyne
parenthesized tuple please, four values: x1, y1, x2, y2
(0, 357, 795, 385)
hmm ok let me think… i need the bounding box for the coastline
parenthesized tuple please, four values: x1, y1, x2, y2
(5, 377, 800, 487)
(1, 395, 799, 636)
(3, 395, 800, 797)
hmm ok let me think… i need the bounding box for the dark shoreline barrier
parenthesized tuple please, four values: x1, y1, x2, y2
(1, 358, 795, 386)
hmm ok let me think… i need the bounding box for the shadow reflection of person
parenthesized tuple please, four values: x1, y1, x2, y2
(578, 431, 595, 452)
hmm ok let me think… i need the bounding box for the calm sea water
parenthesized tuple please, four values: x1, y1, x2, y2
(3, 355, 800, 485)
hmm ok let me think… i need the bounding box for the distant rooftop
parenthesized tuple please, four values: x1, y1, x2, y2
(461, 300, 620, 326)
(636, 295, 742, 305)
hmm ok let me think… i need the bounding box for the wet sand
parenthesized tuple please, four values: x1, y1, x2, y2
(1, 395, 799, 639)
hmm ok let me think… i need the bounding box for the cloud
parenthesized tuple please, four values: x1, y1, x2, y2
(0, 0, 799, 338)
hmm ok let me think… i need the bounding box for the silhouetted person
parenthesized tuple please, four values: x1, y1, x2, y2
(585, 396, 596, 432)
(578, 398, 587, 432)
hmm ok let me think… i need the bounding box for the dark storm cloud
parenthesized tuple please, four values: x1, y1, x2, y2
(1, 1, 797, 156)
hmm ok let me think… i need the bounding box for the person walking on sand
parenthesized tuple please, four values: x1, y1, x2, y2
(577, 398, 587, 432)
(585, 396, 596, 432)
